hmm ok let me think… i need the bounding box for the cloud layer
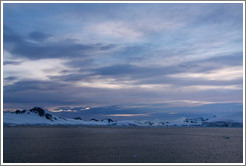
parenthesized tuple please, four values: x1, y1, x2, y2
(3, 3, 243, 119)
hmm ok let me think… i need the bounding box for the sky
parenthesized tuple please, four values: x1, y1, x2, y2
(2, 3, 244, 120)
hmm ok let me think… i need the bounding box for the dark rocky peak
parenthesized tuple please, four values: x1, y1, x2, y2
(90, 118, 99, 121)
(101, 118, 114, 123)
(29, 107, 55, 121)
(30, 107, 45, 116)
(45, 113, 54, 121)
(15, 110, 26, 114)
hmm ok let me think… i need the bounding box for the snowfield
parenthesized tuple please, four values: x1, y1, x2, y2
(3, 107, 243, 127)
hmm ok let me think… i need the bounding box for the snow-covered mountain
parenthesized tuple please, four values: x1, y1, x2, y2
(3, 107, 243, 127)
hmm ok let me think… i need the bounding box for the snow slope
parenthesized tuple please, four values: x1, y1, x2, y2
(3, 108, 113, 126)
(3, 107, 243, 127)
(207, 112, 243, 123)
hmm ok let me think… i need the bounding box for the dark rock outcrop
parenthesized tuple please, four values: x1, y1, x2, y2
(101, 118, 114, 123)
(30, 107, 45, 116)
(45, 113, 53, 121)
(29, 107, 55, 121)
(90, 118, 99, 121)
(15, 110, 26, 114)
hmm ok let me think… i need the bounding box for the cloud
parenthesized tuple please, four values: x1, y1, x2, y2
(3, 3, 243, 118)
(11, 40, 116, 60)
(73, 76, 172, 90)
(168, 66, 243, 81)
(4, 26, 119, 60)
(4, 76, 17, 81)
(51, 102, 243, 120)
(181, 85, 242, 91)
(54, 106, 91, 112)
(88, 21, 143, 41)
(3, 61, 22, 65)
(107, 114, 148, 117)
(3, 56, 69, 85)
(4, 76, 243, 115)
(28, 31, 52, 41)
(92, 64, 181, 79)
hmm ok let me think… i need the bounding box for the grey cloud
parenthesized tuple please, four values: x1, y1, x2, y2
(51, 55, 243, 88)
(3, 80, 84, 106)
(100, 44, 117, 50)
(2, 78, 167, 107)
(3, 61, 22, 65)
(196, 52, 243, 67)
(11, 41, 95, 59)
(53, 105, 159, 121)
(93, 64, 181, 77)
(4, 27, 118, 60)
(53, 103, 243, 121)
(28, 31, 52, 41)
(4, 76, 18, 81)
(50, 73, 91, 82)
(4, 80, 69, 92)
(49, 63, 183, 85)
(3, 76, 243, 115)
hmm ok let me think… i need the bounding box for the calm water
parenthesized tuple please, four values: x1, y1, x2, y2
(3, 126, 243, 163)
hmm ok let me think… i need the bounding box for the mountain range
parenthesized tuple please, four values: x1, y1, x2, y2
(3, 107, 243, 127)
